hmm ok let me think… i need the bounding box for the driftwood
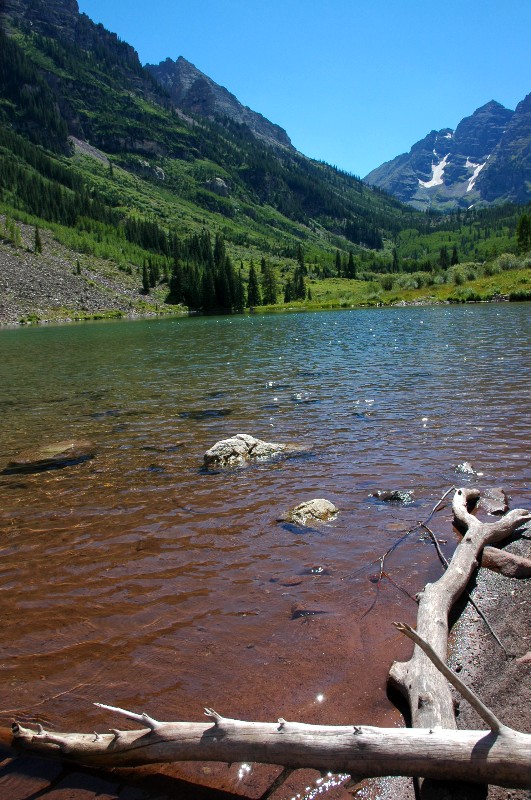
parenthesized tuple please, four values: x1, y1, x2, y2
(4, 488, 531, 792)
(388, 488, 530, 729)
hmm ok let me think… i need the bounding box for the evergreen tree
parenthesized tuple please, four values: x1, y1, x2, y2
(296, 244, 307, 274)
(293, 264, 306, 300)
(169, 261, 183, 302)
(201, 268, 217, 311)
(347, 251, 356, 279)
(34, 225, 42, 253)
(438, 245, 449, 270)
(284, 278, 293, 303)
(261, 260, 278, 305)
(450, 246, 459, 265)
(234, 265, 245, 312)
(392, 247, 399, 273)
(247, 263, 261, 307)
(142, 262, 150, 294)
(516, 213, 531, 253)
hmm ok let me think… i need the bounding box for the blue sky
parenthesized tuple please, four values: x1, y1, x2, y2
(77, 0, 530, 177)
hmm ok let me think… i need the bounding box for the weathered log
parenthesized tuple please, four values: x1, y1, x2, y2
(388, 488, 531, 730)
(6, 708, 531, 789)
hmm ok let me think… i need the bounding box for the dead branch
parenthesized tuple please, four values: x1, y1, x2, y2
(389, 488, 530, 730)
(6, 708, 531, 789)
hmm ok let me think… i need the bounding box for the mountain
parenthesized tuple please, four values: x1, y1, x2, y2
(146, 57, 293, 151)
(365, 98, 530, 210)
(477, 92, 531, 203)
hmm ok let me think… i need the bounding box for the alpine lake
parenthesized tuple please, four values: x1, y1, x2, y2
(0, 303, 529, 798)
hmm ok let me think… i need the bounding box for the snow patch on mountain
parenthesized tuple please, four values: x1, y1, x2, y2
(465, 157, 487, 192)
(419, 154, 450, 188)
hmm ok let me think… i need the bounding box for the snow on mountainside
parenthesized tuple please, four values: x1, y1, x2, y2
(364, 98, 530, 210)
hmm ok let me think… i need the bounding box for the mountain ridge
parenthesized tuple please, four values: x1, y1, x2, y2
(364, 96, 529, 210)
(146, 57, 293, 151)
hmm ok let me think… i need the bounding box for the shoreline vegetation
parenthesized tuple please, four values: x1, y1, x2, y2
(1, 216, 530, 328)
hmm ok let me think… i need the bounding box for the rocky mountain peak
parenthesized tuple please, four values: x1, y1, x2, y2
(2, 0, 80, 41)
(364, 96, 527, 210)
(146, 56, 293, 150)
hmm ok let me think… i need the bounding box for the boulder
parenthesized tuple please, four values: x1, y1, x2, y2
(4, 440, 95, 474)
(203, 433, 286, 469)
(282, 498, 338, 526)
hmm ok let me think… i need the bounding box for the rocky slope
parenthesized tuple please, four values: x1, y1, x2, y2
(0, 219, 168, 325)
(146, 56, 293, 150)
(365, 97, 530, 210)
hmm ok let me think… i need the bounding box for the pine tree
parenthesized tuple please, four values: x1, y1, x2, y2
(293, 264, 306, 300)
(516, 213, 531, 253)
(34, 225, 42, 253)
(201, 268, 216, 311)
(438, 245, 449, 270)
(284, 278, 293, 303)
(234, 266, 245, 312)
(247, 263, 261, 307)
(450, 246, 459, 265)
(142, 262, 150, 294)
(347, 251, 356, 279)
(392, 247, 399, 273)
(261, 261, 278, 305)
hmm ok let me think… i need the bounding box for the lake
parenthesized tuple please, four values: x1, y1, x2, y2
(0, 303, 529, 797)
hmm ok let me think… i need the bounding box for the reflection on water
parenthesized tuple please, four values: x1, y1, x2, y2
(0, 304, 529, 796)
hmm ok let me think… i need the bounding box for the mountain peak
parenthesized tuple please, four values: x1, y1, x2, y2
(364, 96, 527, 209)
(146, 57, 293, 150)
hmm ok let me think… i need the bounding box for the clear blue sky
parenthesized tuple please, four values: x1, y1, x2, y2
(77, 0, 530, 177)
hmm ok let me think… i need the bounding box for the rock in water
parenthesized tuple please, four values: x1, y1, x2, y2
(371, 489, 414, 504)
(203, 433, 287, 469)
(4, 440, 95, 474)
(282, 498, 338, 526)
(479, 487, 509, 515)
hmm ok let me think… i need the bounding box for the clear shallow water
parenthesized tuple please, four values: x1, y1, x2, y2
(0, 304, 529, 796)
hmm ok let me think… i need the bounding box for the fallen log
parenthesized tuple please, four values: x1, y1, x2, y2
(4, 489, 531, 792)
(6, 705, 531, 789)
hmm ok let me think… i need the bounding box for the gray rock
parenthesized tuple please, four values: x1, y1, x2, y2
(479, 487, 509, 516)
(4, 440, 95, 474)
(203, 433, 286, 469)
(372, 489, 414, 504)
(283, 498, 338, 526)
(455, 461, 477, 475)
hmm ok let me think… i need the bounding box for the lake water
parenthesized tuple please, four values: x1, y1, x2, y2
(0, 304, 529, 797)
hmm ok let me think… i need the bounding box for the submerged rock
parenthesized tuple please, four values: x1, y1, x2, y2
(480, 487, 509, 515)
(291, 603, 328, 620)
(371, 489, 414, 504)
(4, 440, 95, 474)
(179, 409, 232, 419)
(455, 461, 483, 476)
(203, 433, 287, 469)
(282, 498, 338, 526)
